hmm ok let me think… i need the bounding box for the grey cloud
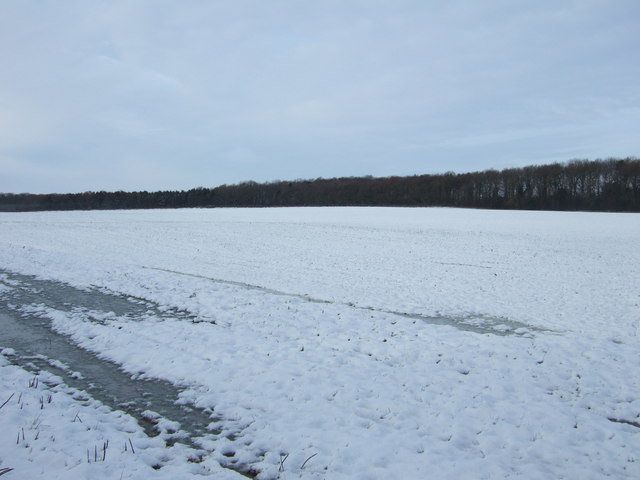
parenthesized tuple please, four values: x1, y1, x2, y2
(1, 0, 639, 193)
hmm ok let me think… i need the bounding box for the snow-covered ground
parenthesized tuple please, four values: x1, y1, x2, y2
(0, 349, 241, 479)
(1, 207, 639, 479)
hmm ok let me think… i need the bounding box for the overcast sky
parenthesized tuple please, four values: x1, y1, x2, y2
(1, 0, 639, 193)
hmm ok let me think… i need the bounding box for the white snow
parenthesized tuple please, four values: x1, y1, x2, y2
(0, 355, 241, 479)
(1, 207, 639, 479)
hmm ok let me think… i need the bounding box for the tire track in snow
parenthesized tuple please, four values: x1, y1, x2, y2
(0, 270, 260, 478)
(141, 266, 554, 336)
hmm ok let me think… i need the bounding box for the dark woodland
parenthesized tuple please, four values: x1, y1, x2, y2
(2, 158, 639, 212)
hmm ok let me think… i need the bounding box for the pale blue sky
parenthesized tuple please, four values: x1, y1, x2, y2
(1, 0, 639, 193)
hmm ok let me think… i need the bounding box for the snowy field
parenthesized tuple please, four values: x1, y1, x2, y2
(0, 207, 639, 479)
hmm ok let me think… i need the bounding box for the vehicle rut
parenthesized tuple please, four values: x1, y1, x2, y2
(0, 269, 258, 478)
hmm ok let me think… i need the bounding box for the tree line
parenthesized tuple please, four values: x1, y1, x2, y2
(1, 158, 638, 212)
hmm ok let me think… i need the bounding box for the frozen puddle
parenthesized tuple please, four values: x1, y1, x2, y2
(0, 270, 258, 477)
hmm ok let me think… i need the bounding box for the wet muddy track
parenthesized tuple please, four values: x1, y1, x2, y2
(0, 270, 257, 477)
